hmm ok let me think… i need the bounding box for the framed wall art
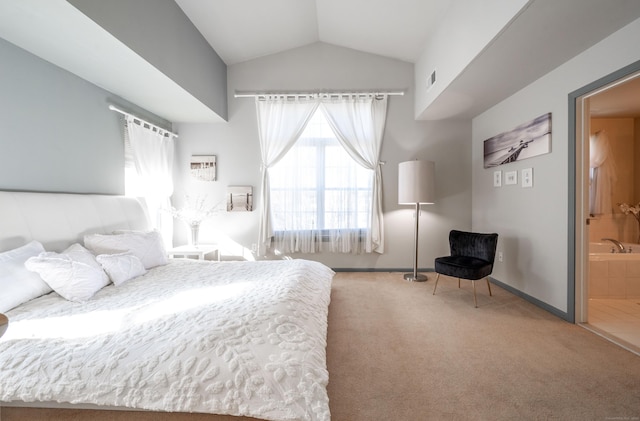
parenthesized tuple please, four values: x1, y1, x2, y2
(190, 155, 217, 181)
(483, 113, 551, 168)
(227, 186, 253, 212)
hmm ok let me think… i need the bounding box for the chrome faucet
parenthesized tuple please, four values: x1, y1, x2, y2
(602, 238, 626, 253)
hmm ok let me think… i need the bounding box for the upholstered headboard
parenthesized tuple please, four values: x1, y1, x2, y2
(0, 191, 150, 253)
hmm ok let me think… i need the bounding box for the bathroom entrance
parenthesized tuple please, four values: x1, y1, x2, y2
(573, 63, 640, 354)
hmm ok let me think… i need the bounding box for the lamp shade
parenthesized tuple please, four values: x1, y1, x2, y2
(398, 160, 435, 204)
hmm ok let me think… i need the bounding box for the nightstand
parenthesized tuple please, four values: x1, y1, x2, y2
(167, 244, 220, 261)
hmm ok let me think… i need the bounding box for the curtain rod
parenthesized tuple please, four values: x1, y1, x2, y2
(234, 91, 404, 98)
(108, 105, 178, 138)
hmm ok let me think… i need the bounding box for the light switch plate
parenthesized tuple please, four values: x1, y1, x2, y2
(505, 170, 517, 185)
(522, 168, 533, 188)
(493, 170, 502, 187)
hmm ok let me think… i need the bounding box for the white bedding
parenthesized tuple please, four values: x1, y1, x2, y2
(0, 259, 334, 421)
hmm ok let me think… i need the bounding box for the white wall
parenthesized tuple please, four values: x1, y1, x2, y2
(175, 42, 472, 269)
(472, 18, 640, 315)
(414, 0, 527, 119)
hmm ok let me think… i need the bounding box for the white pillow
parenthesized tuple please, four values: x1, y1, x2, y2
(96, 253, 147, 286)
(25, 247, 110, 302)
(84, 230, 168, 269)
(63, 243, 107, 272)
(0, 241, 52, 312)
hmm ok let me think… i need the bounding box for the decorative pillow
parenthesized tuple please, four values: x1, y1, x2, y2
(0, 241, 52, 312)
(63, 243, 107, 273)
(96, 253, 147, 286)
(84, 230, 168, 269)
(25, 247, 110, 302)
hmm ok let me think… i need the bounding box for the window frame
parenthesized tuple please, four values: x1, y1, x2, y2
(269, 116, 373, 238)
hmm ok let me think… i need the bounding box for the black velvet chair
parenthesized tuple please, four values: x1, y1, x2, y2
(432, 230, 499, 307)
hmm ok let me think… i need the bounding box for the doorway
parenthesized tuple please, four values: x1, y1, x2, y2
(571, 62, 640, 355)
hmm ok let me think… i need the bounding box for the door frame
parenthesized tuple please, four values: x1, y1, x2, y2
(569, 60, 640, 323)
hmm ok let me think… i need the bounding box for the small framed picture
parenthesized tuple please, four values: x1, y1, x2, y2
(227, 186, 253, 212)
(190, 155, 216, 181)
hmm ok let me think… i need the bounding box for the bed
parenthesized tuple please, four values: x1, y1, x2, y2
(0, 191, 334, 421)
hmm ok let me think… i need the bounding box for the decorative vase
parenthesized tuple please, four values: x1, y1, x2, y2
(190, 223, 200, 246)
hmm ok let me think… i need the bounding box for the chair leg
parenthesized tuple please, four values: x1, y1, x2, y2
(472, 280, 478, 308)
(433, 273, 440, 295)
(486, 277, 492, 296)
(458, 278, 460, 288)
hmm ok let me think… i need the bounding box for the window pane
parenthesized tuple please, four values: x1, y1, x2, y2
(270, 110, 373, 233)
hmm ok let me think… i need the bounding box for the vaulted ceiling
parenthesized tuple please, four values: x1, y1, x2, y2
(174, 0, 451, 65)
(1, 0, 640, 122)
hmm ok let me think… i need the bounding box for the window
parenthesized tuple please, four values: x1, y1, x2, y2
(269, 111, 373, 236)
(255, 94, 387, 254)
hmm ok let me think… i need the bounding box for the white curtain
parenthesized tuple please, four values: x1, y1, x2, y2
(126, 116, 175, 247)
(257, 94, 389, 254)
(321, 94, 388, 253)
(589, 131, 617, 215)
(256, 96, 320, 251)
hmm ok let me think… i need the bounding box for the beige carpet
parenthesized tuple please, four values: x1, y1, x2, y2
(3, 272, 640, 421)
(327, 272, 640, 421)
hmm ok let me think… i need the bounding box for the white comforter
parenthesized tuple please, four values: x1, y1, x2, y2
(0, 259, 334, 421)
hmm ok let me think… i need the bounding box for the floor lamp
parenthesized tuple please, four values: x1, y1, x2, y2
(398, 160, 435, 282)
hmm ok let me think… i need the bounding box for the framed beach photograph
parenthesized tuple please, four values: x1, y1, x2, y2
(190, 155, 217, 181)
(483, 113, 552, 168)
(227, 186, 253, 212)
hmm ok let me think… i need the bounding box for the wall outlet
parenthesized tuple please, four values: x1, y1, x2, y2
(498, 251, 503, 262)
(251, 243, 258, 253)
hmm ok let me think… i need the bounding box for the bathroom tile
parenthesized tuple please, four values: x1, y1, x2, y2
(588, 277, 608, 297)
(614, 331, 640, 347)
(590, 261, 609, 278)
(588, 298, 640, 353)
(626, 261, 640, 277)
(609, 261, 626, 277)
(609, 278, 627, 298)
(593, 299, 624, 317)
(626, 278, 640, 298)
(595, 321, 637, 332)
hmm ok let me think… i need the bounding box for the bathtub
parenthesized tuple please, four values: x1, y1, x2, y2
(589, 242, 640, 298)
(590, 242, 640, 262)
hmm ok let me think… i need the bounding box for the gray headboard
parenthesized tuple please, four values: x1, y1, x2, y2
(0, 191, 150, 253)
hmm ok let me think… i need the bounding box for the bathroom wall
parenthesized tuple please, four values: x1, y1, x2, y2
(589, 118, 640, 244)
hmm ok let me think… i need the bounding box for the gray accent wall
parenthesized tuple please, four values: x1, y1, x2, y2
(471, 18, 640, 319)
(174, 42, 472, 269)
(0, 37, 168, 194)
(68, 0, 227, 121)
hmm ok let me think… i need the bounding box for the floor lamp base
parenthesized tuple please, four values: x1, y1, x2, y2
(403, 273, 428, 282)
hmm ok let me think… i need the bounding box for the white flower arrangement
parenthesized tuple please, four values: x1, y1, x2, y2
(618, 203, 640, 243)
(619, 202, 640, 221)
(169, 195, 221, 227)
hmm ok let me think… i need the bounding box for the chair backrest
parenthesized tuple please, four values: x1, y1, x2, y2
(449, 230, 499, 263)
